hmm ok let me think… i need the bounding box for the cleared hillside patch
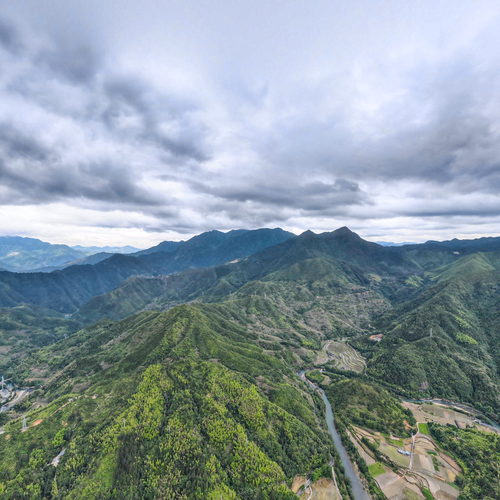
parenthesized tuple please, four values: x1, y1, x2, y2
(323, 340, 366, 373)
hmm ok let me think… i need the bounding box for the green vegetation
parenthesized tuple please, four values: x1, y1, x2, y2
(325, 377, 415, 436)
(305, 370, 324, 384)
(79, 230, 500, 416)
(429, 424, 500, 500)
(333, 419, 386, 499)
(1, 228, 500, 498)
(456, 333, 478, 345)
(364, 252, 500, 416)
(387, 437, 404, 446)
(368, 462, 385, 477)
(418, 422, 430, 435)
(0, 305, 80, 374)
(0, 305, 346, 499)
(0, 229, 293, 312)
(421, 487, 435, 500)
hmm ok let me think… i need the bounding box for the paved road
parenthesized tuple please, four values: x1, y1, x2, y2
(0, 389, 30, 413)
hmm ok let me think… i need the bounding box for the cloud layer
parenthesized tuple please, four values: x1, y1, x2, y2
(0, 1, 499, 246)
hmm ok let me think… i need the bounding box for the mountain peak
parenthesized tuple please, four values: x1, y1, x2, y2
(332, 226, 355, 236)
(299, 230, 316, 238)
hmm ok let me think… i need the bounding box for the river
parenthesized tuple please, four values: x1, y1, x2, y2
(300, 371, 370, 500)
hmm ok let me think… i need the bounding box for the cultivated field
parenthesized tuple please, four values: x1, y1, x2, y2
(319, 340, 366, 373)
(403, 401, 499, 434)
(350, 425, 461, 500)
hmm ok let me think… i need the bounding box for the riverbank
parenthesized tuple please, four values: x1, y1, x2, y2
(300, 370, 370, 500)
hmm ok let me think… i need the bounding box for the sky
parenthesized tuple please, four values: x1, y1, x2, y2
(0, 1, 499, 247)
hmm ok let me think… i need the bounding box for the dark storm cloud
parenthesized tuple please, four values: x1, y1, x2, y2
(0, 156, 160, 206)
(0, 123, 52, 162)
(402, 204, 500, 218)
(102, 78, 209, 162)
(190, 178, 367, 212)
(37, 43, 101, 84)
(0, 17, 23, 54)
(258, 57, 500, 199)
(361, 86, 500, 190)
(0, 121, 159, 207)
(0, 15, 209, 213)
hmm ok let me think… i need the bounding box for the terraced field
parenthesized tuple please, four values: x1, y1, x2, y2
(323, 340, 366, 373)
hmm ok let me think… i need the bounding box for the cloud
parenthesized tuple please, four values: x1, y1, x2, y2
(0, 1, 499, 245)
(188, 178, 367, 212)
(0, 123, 51, 161)
(0, 17, 23, 54)
(37, 43, 101, 84)
(102, 77, 209, 161)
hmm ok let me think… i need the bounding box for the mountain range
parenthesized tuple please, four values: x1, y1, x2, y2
(0, 226, 498, 499)
(0, 236, 140, 273)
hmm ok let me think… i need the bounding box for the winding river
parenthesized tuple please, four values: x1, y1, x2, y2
(300, 371, 370, 500)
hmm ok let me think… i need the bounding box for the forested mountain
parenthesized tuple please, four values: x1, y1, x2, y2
(1, 226, 499, 499)
(362, 252, 500, 414)
(0, 237, 140, 273)
(0, 306, 351, 499)
(0, 229, 293, 312)
(134, 228, 295, 269)
(76, 228, 500, 413)
(402, 235, 500, 253)
(0, 305, 80, 374)
(76, 226, 460, 326)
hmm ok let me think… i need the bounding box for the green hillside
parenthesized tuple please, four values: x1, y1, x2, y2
(429, 424, 500, 499)
(78, 227, 408, 325)
(0, 305, 352, 499)
(2, 228, 500, 498)
(0, 305, 80, 374)
(0, 229, 293, 313)
(76, 231, 500, 416)
(0, 237, 84, 273)
(324, 377, 416, 436)
(362, 252, 500, 416)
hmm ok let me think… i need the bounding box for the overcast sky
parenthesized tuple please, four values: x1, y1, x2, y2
(1, 1, 499, 247)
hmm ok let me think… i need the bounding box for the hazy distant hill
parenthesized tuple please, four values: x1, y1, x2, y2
(0, 236, 84, 272)
(0, 236, 141, 272)
(0, 228, 294, 311)
(72, 244, 139, 254)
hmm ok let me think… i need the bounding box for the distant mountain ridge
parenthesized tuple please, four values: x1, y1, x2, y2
(78, 226, 420, 323)
(0, 236, 84, 272)
(0, 228, 294, 311)
(404, 235, 500, 253)
(0, 236, 140, 272)
(72, 244, 139, 254)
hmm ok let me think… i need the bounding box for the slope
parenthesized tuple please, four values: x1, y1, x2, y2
(358, 252, 500, 415)
(79, 227, 414, 324)
(0, 305, 80, 374)
(79, 231, 500, 416)
(0, 236, 84, 272)
(0, 305, 351, 499)
(0, 229, 293, 313)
